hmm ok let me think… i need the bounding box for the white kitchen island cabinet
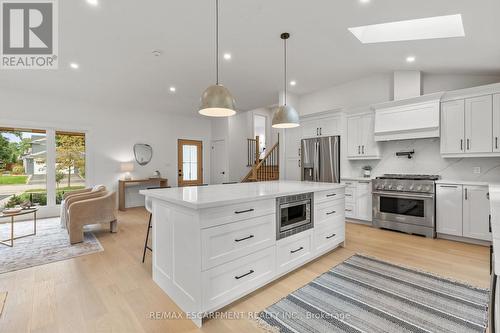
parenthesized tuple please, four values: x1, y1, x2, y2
(140, 181, 345, 327)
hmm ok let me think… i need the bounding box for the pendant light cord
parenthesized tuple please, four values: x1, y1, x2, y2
(284, 36, 287, 105)
(216, 0, 219, 85)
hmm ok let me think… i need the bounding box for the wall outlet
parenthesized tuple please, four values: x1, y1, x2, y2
(473, 167, 481, 174)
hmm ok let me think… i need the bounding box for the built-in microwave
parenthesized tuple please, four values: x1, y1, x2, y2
(276, 192, 313, 240)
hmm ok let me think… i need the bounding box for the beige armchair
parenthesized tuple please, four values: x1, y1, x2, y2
(60, 185, 106, 228)
(66, 191, 117, 244)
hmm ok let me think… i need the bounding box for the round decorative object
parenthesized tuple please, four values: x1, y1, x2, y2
(272, 105, 300, 128)
(134, 144, 153, 166)
(199, 84, 236, 117)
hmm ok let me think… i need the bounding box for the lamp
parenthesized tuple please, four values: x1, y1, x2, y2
(199, 0, 237, 117)
(272, 33, 300, 128)
(120, 162, 134, 180)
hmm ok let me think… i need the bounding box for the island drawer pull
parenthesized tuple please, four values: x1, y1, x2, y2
(326, 210, 336, 215)
(345, 194, 352, 197)
(326, 233, 336, 239)
(345, 209, 352, 212)
(290, 246, 304, 254)
(234, 270, 254, 280)
(234, 208, 254, 214)
(235, 235, 254, 242)
(326, 193, 337, 197)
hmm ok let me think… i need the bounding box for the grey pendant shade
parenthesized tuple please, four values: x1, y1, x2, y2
(272, 32, 299, 128)
(199, 0, 236, 117)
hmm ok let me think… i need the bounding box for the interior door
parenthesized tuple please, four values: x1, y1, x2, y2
(441, 100, 465, 154)
(210, 140, 226, 184)
(178, 139, 203, 186)
(463, 185, 491, 241)
(465, 95, 493, 153)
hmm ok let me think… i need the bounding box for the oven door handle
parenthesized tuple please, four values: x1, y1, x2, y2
(280, 199, 311, 209)
(372, 191, 434, 199)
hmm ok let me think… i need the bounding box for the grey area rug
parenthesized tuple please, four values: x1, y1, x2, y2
(0, 218, 103, 274)
(258, 254, 490, 333)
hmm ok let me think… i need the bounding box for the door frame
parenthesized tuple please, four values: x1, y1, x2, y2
(178, 139, 203, 187)
(210, 139, 228, 184)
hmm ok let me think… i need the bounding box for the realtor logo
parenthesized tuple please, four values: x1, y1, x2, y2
(1, 0, 58, 69)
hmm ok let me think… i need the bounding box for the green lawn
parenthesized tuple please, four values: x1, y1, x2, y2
(26, 186, 85, 193)
(0, 175, 28, 185)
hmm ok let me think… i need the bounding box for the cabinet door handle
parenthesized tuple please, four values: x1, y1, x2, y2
(320, 128, 322, 136)
(326, 193, 337, 197)
(316, 128, 319, 136)
(345, 209, 353, 212)
(298, 160, 301, 167)
(460, 139, 463, 151)
(235, 208, 254, 214)
(298, 148, 301, 157)
(465, 188, 468, 200)
(290, 246, 304, 254)
(489, 214, 492, 232)
(358, 146, 361, 154)
(496, 137, 498, 150)
(361, 145, 365, 154)
(345, 194, 352, 197)
(235, 235, 254, 242)
(326, 210, 336, 215)
(235, 270, 254, 280)
(487, 192, 490, 200)
(467, 139, 470, 150)
(439, 185, 458, 188)
(326, 233, 336, 239)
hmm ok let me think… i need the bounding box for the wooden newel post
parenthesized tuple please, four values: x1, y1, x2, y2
(255, 136, 260, 165)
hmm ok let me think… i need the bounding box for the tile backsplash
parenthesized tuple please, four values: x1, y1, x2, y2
(347, 138, 500, 182)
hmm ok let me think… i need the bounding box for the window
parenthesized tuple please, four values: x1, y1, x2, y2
(178, 139, 203, 186)
(0, 127, 87, 213)
(55, 131, 86, 204)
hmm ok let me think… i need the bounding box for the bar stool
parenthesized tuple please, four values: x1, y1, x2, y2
(142, 186, 170, 263)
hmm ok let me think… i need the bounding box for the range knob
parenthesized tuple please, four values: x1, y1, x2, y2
(424, 185, 431, 192)
(409, 184, 414, 191)
(396, 184, 404, 191)
(416, 185, 422, 191)
(387, 184, 393, 190)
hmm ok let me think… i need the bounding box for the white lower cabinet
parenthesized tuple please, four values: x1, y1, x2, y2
(276, 231, 313, 274)
(314, 220, 345, 254)
(342, 180, 372, 221)
(436, 183, 491, 241)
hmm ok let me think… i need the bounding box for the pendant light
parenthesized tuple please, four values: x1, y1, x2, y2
(272, 32, 299, 128)
(199, 0, 236, 117)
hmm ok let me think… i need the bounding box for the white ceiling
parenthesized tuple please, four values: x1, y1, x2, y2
(1, 0, 499, 116)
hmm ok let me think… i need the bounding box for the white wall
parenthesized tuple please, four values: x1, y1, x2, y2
(295, 73, 500, 182)
(0, 88, 212, 209)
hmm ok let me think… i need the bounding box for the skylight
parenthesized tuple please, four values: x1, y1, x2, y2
(348, 14, 465, 44)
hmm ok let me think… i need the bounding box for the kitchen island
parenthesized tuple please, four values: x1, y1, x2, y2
(140, 181, 346, 327)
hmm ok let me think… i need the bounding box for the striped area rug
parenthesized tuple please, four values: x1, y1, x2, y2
(258, 254, 489, 333)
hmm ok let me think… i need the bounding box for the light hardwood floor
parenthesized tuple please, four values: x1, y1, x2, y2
(0, 208, 490, 333)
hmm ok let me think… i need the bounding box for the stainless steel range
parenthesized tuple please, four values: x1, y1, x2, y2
(372, 174, 439, 238)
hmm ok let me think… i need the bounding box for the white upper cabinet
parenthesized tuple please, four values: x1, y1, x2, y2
(301, 116, 340, 138)
(440, 83, 500, 157)
(440, 100, 465, 154)
(493, 94, 500, 152)
(347, 113, 380, 160)
(464, 95, 492, 153)
(463, 185, 491, 241)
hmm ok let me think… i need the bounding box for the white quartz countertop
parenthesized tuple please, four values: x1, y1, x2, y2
(341, 177, 373, 182)
(436, 180, 499, 186)
(140, 181, 345, 209)
(489, 185, 500, 275)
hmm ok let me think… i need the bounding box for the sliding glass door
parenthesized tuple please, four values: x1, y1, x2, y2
(0, 127, 87, 216)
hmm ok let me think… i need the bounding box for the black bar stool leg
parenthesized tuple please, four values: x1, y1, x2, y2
(142, 213, 152, 263)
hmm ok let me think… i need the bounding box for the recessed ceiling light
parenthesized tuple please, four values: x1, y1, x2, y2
(86, 0, 98, 6)
(69, 62, 79, 69)
(223, 53, 231, 60)
(290, 80, 297, 86)
(359, 0, 371, 3)
(348, 14, 465, 44)
(169, 86, 176, 93)
(406, 56, 416, 63)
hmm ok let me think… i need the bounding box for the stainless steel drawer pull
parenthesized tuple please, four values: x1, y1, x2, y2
(439, 185, 458, 188)
(326, 233, 336, 239)
(326, 211, 336, 215)
(235, 208, 254, 214)
(290, 246, 304, 254)
(235, 270, 254, 280)
(326, 193, 337, 197)
(235, 235, 254, 242)
(345, 209, 352, 212)
(345, 194, 352, 197)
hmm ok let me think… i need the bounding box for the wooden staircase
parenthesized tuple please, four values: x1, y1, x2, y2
(242, 135, 279, 182)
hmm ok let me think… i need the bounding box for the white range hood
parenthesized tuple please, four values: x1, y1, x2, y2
(372, 71, 444, 141)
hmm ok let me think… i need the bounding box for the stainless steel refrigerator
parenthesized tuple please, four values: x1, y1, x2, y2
(301, 136, 340, 182)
